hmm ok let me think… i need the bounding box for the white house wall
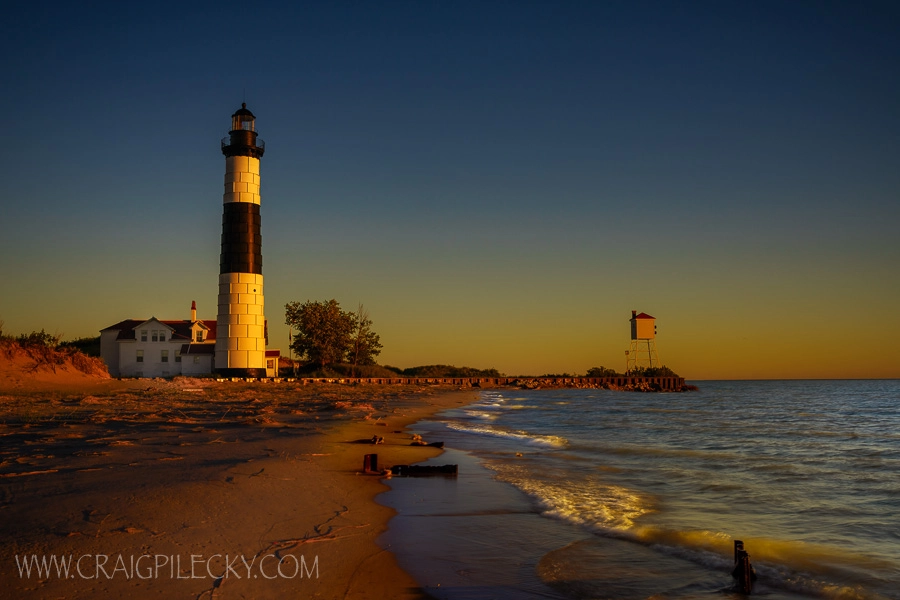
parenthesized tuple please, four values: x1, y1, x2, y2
(181, 354, 214, 376)
(100, 329, 123, 377)
(117, 339, 185, 378)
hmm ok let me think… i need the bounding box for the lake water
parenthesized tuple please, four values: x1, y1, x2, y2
(380, 380, 900, 600)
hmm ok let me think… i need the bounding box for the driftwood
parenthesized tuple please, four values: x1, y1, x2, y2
(409, 440, 444, 448)
(390, 464, 457, 477)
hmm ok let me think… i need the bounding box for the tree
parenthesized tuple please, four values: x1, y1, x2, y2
(630, 365, 680, 377)
(285, 299, 355, 368)
(349, 304, 383, 376)
(586, 366, 621, 377)
(60, 336, 102, 357)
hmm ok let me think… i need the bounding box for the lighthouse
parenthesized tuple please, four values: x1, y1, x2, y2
(215, 104, 267, 377)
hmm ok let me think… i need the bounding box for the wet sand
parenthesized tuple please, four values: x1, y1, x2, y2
(0, 377, 474, 599)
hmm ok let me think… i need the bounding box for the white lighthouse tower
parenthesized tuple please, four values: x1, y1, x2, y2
(625, 310, 660, 374)
(215, 104, 267, 378)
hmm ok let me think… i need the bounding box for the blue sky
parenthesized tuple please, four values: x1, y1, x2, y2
(2, 1, 898, 378)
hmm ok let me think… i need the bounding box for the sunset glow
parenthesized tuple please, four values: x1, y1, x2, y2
(1, 3, 898, 379)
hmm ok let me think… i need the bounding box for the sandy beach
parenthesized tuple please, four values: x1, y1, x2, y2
(0, 372, 473, 599)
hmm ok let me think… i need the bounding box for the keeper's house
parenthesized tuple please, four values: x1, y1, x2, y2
(100, 301, 279, 378)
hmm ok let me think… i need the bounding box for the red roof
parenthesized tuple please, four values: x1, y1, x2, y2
(102, 318, 218, 341)
(632, 312, 655, 320)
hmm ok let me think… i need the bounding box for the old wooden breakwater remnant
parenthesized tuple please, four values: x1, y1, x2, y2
(363, 453, 458, 477)
(732, 540, 757, 594)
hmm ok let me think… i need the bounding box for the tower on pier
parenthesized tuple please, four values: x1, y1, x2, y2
(625, 310, 660, 374)
(215, 103, 267, 377)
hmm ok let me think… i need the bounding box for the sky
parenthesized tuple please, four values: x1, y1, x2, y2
(1, 1, 898, 379)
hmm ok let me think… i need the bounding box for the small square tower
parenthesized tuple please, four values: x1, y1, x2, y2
(626, 310, 660, 373)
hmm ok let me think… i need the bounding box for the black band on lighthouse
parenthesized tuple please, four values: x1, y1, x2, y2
(222, 129, 265, 158)
(220, 202, 262, 275)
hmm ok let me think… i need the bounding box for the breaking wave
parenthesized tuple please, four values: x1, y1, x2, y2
(441, 421, 568, 448)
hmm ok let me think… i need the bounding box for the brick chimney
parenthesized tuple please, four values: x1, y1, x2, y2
(191, 300, 197, 322)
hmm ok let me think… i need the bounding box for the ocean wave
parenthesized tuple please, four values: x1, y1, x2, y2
(482, 457, 897, 600)
(484, 461, 651, 532)
(462, 409, 497, 421)
(632, 528, 897, 600)
(594, 442, 743, 462)
(441, 421, 568, 448)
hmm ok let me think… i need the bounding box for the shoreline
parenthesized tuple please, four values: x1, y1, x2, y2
(0, 378, 474, 599)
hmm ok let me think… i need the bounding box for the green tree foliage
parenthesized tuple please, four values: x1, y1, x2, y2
(396, 365, 502, 378)
(627, 365, 680, 377)
(586, 366, 622, 377)
(285, 299, 355, 367)
(59, 336, 101, 357)
(15, 329, 61, 348)
(348, 304, 383, 375)
(285, 300, 383, 369)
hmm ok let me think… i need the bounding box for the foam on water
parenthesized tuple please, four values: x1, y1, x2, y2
(462, 409, 497, 421)
(485, 459, 896, 600)
(441, 421, 568, 448)
(485, 460, 651, 531)
(392, 381, 900, 600)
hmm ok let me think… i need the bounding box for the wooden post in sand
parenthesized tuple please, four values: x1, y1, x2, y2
(363, 453, 378, 473)
(732, 540, 756, 593)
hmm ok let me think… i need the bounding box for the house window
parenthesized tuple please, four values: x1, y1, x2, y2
(195, 331, 203, 342)
(161, 350, 169, 363)
(159, 331, 166, 342)
(141, 330, 147, 342)
(136, 349, 144, 363)
(175, 350, 182, 363)
(151, 330, 159, 342)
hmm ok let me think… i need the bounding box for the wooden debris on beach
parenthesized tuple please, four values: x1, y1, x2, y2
(363, 453, 379, 473)
(409, 440, 444, 448)
(390, 464, 457, 477)
(409, 433, 444, 448)
(732, 540, 757, 593)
